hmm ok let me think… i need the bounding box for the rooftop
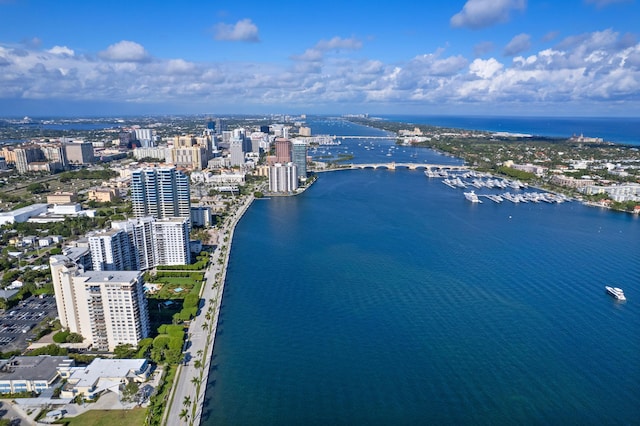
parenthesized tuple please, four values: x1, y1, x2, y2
(67, 358, 148, 389)
(0, 356, 72, 382)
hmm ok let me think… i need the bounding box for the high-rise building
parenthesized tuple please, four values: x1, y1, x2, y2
(64, 142, 95, 165)
(291, 141, 308, 179)
(134, 129, 153, 147)
(130, 167, 190, 220)
(229, 137, 245, 167)
(41, 144, 68, 171)
(167, 146, 208, 170)
(269, 162, 298, 193)
(14, 146, 43, 173)
(50, 255, 150, 351)
(92, 216, 191, 271)
(118, 130, 137, 149)
(152, 218, 191, 266)
(274, 138, 292, 163)
(111, 216, 156, 271)
(88, 229, 136, 272)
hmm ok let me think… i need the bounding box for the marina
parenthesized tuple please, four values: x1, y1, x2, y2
(426, 169, 570, 204)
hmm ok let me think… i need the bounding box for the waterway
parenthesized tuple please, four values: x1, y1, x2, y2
(202, 118, 640, 425)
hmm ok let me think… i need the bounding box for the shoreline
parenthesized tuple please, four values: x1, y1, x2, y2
(164, 194, 254, 426)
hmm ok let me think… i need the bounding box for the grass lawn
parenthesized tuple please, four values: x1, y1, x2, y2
(56, 408, 147, 426)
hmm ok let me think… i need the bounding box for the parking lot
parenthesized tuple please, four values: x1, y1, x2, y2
(0, 295, 57, 352)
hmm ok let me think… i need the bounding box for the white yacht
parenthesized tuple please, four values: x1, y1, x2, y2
(605, 286, 626, 301)
(464, 191, 482, 203)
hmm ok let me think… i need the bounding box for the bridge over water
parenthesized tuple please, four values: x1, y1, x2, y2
(333, 135, 397, 140)
(320, 162, 468, 171)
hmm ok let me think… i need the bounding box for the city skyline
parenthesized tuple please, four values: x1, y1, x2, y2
(0, 0, 639, 117)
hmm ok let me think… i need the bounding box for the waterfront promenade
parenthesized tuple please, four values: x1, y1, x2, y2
(164, 194, 254, 426)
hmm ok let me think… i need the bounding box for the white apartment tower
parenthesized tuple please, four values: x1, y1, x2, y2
(50, 256, 150, 351)
(91, 216, 191, 271)
(131, 167, 190, 221)
(112, 216, 156, 271)
(88, 229, 136, 271)
(153, 218, 191, 266)
(269, 162, 298, 193)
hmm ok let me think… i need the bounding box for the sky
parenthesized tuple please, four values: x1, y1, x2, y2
(0, 0, 639, 117)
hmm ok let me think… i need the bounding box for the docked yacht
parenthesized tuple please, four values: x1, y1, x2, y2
(464, 191, 482, 203)
(605, 286, 626, 301)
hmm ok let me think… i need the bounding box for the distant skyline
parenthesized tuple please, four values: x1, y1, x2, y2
(0, 0, 639, 117)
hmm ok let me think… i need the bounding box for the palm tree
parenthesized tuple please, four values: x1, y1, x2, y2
(183, 395, 192, 408)
(191, 376, 202, 389)
(179, 408, 190, 424)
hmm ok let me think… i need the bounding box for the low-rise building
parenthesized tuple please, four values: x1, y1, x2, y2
(61, 358, 151, 400)
(0, 356, 74, 395)
(87, 188, 119, 203)
(191, 206, 214, 227)
(47, 192, 78, 204)
(0, 204, 49, 225)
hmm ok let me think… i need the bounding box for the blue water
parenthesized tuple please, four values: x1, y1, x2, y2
(380, 115, 640, 146)
(202, 119, 640, 425)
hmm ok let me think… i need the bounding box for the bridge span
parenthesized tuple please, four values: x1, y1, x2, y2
(333, 135, 397, 140)
(346, 162, 468, 171)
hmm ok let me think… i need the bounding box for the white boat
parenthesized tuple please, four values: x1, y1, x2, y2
(464, 191, 482, 203)
(605, 286, 626, 301)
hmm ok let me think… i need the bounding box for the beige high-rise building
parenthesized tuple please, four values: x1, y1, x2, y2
(49, 255, 150, 351)
(167, 146, 207, 170)
(65, 142, 95, 165)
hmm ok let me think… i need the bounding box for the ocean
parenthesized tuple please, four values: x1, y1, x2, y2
(201, 118, 640, 425)
(379, 115, 640, 146)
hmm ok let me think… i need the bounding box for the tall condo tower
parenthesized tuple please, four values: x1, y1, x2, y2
(50, 255, 150, 351)
(275, 138, 292, 163)
(291, 141, 308, 179)
(131, 167, 190, 220)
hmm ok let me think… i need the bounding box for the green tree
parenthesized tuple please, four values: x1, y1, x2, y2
(27, 182, 48, 194)
(120, 380, 139, 403)
(53, 330, 70, 343)
(113, 343, 137, 359)
(66, 333, 83, 343)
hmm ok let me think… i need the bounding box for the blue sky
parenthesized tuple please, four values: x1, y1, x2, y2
(0, 0, 639, 116)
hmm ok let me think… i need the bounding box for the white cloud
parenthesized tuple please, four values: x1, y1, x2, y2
(0, 28, 638, 114)
(98, 40, 150, 62)
(469, 58, 504, 78)
(451, 0, 526, 29)
(48, 46, 75, 56)
(316, 36, 362, 51)
(292, 37, 363, 62)
(214, 19, 260, 42)
(166, 59, 197, 74)
(504, 33, 531, 56)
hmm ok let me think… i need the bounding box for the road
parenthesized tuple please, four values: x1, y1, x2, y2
(164, 195, 253, 426)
